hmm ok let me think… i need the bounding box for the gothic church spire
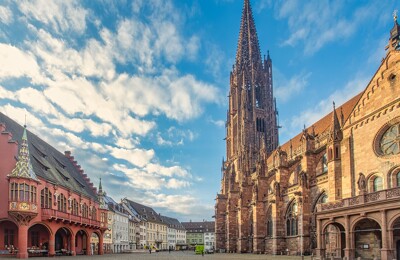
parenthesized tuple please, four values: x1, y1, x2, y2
(236, 0, 262, 69)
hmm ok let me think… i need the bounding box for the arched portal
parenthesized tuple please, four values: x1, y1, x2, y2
(392, 217, 400, 260)
(90, 232, 100, 255)
(323, 223, 345, 258)
(55, 227, 72, 255)
(27, 223, 50, 256)
(75, 230, 88, 255)
(0, 220, 18, 254)
(353, 218, 382, 259)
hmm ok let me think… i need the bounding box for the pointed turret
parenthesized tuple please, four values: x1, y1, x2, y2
(99, 177, 103, 193)
(330, 102, 342, 142)
(387, 10, 400, 51)
(235, 0, 262, 69)
(9, 126, 38, 181)
(98, 177, 108, 210)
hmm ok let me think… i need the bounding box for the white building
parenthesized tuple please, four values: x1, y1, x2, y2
(160, 215, 186, 250)
(105, 196, 129, 253)
(122, 198, 148, 249)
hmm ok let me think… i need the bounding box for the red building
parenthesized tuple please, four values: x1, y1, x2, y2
(0, 113, 108, 258)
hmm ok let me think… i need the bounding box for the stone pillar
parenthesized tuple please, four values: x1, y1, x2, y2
(70, 233, 76, 256)
(48, 231, 55, 257)
(86, 232, 91, 255)
(380, 210, 391, 260)
(344, 215, 353, 260)
(16, 225, 28, 259)
(315, 219, 325, 257)
(99, 232, 104, 255)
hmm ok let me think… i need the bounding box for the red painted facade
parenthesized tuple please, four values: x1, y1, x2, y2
(0, 122, 108, 258)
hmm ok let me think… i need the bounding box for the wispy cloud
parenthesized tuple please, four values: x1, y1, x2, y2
(287, 74, 368, 135)
(273, 0, 391, 55)
(275, 71, 311, 103)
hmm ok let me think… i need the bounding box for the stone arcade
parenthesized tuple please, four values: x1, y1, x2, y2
(0, 114, 108, 258)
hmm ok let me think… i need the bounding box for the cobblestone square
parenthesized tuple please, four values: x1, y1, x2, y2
(13, 252, 312, 260)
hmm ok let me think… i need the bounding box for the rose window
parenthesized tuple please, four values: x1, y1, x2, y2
(380, 123, 400, 155)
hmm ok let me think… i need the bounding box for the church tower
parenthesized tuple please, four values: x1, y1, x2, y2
(226, 0, 278, 174)
(216, 0, 278, 253)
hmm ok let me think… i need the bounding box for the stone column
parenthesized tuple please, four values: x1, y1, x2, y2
(48, 232, 55, 257)
(99, 232, 104, 255)
(344, 215, 353, 260)
(86, 232, 91, 255)
(315, 219, 325, 257)
(70, 233, 76, 256)
(380, 210, 391, 260)
(16, 225, 28, 259)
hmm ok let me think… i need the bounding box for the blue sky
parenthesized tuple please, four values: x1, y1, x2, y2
(0, 0, 397, 221)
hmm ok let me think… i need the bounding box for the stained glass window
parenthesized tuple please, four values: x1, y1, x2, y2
(380, 123, 400, 155)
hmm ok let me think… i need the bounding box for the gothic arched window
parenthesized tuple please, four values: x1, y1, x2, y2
(397, 172, 400, 187)
(286, 202, 298, 236)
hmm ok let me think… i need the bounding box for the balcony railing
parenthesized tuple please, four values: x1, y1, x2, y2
(41, 208, 102, 227)
(318, 187, 400, 212)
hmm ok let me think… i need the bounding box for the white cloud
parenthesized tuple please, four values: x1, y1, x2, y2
(14, 87, 58, 115)
(208, 117, 225, 127)
(18, 0, 88, 34)
(275, 71, 312, 103)
(145, 163, 190, 178)
(0, 44, 43, 83)
(108, 146, 154, 168)
(0, 6, 12, 24)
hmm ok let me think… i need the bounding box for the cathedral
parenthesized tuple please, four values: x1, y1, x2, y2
(215, 1, 400, 259)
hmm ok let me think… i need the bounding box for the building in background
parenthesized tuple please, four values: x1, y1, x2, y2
(160, 215, 187, 250)
(105, 196, 129, 253)
(215, 1, 400, 259)
(0, 113, 108, 258)
(122, 199, 167, 250)
(182, 221, 215, 249)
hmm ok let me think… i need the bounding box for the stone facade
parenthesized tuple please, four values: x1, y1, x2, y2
(215, 2, 400, 260)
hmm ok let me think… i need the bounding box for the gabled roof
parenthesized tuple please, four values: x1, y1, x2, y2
(105, 195, 129, 216)
(0, 112, 98, 200)
(124, 199, 164, 224)
(268, 92, 362, 163)
(181, 221, 215, 233)
(160, 215, 185, 230)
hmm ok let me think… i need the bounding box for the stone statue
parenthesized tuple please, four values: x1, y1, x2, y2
(357, 172, 367, 191)
(274, 182, 280, 197)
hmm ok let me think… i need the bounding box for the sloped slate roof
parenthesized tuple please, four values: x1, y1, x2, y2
(181, 221, 215, 232)
(125, 199, 164, 224)
(0, 112, 98, 200)
(160, 215, 185, 230)
(266, 92, 362, 164)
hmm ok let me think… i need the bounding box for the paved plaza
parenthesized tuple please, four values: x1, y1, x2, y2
(4, 252, 312, 260)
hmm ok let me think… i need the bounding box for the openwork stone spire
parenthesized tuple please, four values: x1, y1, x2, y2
(9, 126, 38, 181)
(235, 0, 262, 69)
